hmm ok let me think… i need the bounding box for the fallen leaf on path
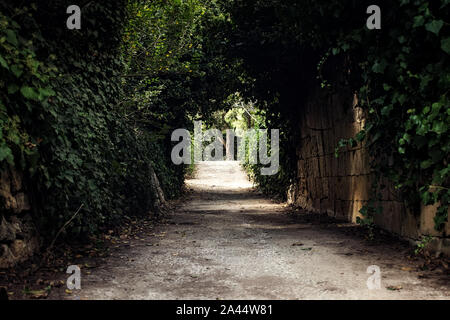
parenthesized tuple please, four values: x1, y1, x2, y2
(386, 285, 402, 291)
(28, 290, 48, 299)
(401, 267, 413, 271)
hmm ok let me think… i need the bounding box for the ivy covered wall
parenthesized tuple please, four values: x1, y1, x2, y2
(226, 0, 449, 248)
(0, 1, 186, 267)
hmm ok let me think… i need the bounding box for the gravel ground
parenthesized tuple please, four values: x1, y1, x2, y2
(49, 161, 449, 300)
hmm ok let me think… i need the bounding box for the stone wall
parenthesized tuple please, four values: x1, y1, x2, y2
(287, 85, 449, 255)
(0, 167, 39, 268)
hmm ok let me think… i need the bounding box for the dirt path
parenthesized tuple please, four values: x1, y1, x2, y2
(55, 161, 448, 300)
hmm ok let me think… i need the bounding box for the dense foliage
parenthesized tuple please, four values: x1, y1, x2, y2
(221, 0, 449, 230)
(0, 0, 227, 241)
(0, 1, 164, 239)
(0, 0, 448, 246)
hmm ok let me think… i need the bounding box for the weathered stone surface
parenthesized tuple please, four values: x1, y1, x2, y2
(318, 156, 325, 177)
(427, 238, 450, 257)
(401, 209, 420, 239)
(0, 237, 39, 269)
(351, 175, 371, 201)
(289, 82, 449, 255)
(0, 167, 39, 268)
(13, 193, 31, 214)
(0, 214, 39, 269)
(328, 177, 336, 201)
(420, 204, 450, 237)
(0, 168, 31, 213)
(10, 168, 22, 193)
(0, 216, 16, 242)
(349, 149, 362, 176)
(350, 201, 363, 223)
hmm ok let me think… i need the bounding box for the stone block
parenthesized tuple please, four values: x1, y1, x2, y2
(315, 177, 323, 199)
(316, 133, 325, 156)
(323, 130, 334, 155)
(350, 201, 364, 223)
(318, 156, 325, 177)
(336, 176, 352, 200)
(341, 201, 352, 220)
(349, 149, 362, 176)
(420, 203, 450, 237)
(321, 177, 329, 197)
(297, 159, 305, 178)
(13, 193, 31, 214)
(337, 152, 349, 177)
(324, 156, 332, 177)
(10, 168, 22, 193)
(0, 216, 16, 242)
(352, 175, 371, 201)
(0, 214, 39, 269)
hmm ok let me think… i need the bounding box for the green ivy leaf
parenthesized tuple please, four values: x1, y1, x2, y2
(355, 130, 366, 142)
(433, 208, 448, 231)
(372, 60, 388, 74)
(10, 65, 23, 78)
(20, 86, 40, 101)
(38, 87, 56, 100)
(0, 145, 14, 164)
(441, 38, 450, 54)
(7, 84, 19, 94)
(5, 29, 18, 46)
(420, 160, 433, 169)
(412, 15, 425, 28)
(381, 104, 393, 116)
(431, 121, 446, 134)
(0, 55, 8, 69)
(425, 20, 444, 35)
